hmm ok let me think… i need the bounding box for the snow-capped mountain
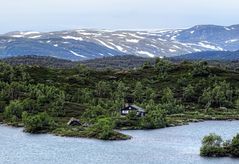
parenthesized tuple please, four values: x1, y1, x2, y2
(0, 24, 239, 61)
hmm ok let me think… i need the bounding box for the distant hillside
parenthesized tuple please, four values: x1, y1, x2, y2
(0, 55, 76, 68)
(173, 50, 239, 61)
(0, 55, 155, 69)
(1, 55, 239, 71)
(81, 55, 155, 69)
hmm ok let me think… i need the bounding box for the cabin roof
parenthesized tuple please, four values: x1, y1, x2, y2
(122, 104, 145, 112)
(131, 105, 145, 112)
(67, 117, 81, 126)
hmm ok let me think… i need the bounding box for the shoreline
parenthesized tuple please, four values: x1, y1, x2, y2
(1, 117, 239, 141)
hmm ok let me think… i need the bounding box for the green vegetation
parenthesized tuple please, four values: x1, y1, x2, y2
(0, 58, 239, 140)
(85, 117, 130, 140)
(141, 107, 166, 129)
(22, 112, 56, 133)
(200, 133, 239, 157)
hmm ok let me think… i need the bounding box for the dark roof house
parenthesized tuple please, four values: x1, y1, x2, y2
(120, 104, 146, 117)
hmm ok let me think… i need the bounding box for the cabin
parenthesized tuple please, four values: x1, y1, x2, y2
(120, 104, 146, 117)
(67, 117, 81, 126)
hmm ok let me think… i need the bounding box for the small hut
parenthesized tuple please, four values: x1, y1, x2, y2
(67, 118, 81, 126)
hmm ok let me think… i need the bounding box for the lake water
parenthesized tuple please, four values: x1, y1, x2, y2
(0, 121, 239, 164)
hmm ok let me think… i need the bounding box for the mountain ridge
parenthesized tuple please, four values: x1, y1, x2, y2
(173, 50, 239, 61)
(0, 24, 239, 61)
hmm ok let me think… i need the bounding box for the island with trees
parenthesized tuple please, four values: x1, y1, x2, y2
(0, 57, 239, 140)
(200, 133, 239, 157)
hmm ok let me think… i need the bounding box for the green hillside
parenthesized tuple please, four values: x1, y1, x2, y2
(0, 59, 239, 140)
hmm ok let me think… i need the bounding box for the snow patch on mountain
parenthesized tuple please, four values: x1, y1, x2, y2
(62, 36, 83, 41)
(23, 31, 40, 35)
(70, 50, 87, 58)
(29, 35, 42, 39)
(137, 51, 155, 58)
(225, 39, 239, 43)
(193, 48, 202, 52)
(109, 43, 125, 52)
(128, 33, 144, 39)
(169, 49, 177, 52)
(11, 35, 23, 38)
(173, 45, 181, 49)
(126, 39, 139, 43)
(198, 42, 223, 51)
(224, 27, 231, 31)
(112, 34, 126, 37)
(96, 39, 115, 49)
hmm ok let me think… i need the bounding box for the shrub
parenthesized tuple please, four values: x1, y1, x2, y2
(4, 100, 24, 122)
(141, 105, 166, 129)
(200, 133, 227, 157)
(200, 133, 239, 158)
(22, 112, 55, 133)
(200, 146, 226, 157)
(230, 134, 239, 157)
(87, 117, 115, 140)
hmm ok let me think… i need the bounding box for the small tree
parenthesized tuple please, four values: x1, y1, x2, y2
(200, 133, 226, 157)
(141, 105, 166, 129)
(21, 98, 39, 114)
(114, 81, 127, 103)
(161, 87, 174, 104)
(235, 99, 239, 110)
(0, 62, 14, 82)
(4, 100, 24, 122)
(49, 91, 65, 116)
(230, 134, 239, 157)
(83, 105, 106, 120)
(155, 58, 172, 79)
(192, 61, 209, 77)
(183, 84, 195, 101)
(75, 64, 89, 75)
(202, 133, 223, 147)
(199, 81, 233, 108)
(96, 81, 111, 97)
(133, 82, 144, 102)
(145, 87, 156, 100)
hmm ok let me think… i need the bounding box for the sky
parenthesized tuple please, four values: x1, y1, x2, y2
(0, 0, 239, 33)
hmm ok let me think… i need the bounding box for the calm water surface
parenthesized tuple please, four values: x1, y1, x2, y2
(0, 121, 239, 164)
